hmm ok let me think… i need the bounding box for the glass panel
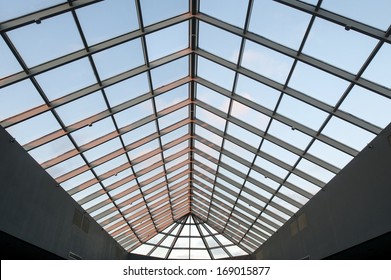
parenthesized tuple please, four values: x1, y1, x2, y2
(195, 125, 222, 148)
(249, 0, 311, 50)
(55, 91, 107, 126)
(83, 137, 123, 163)
(128, 139, 160, 161)
(71, 117, 116, 146)
(0, 80, 44, 121)
(211, 248, 229, 259)
(131, 244, 154, 256)
(155, 84, 188, 112)
(197, 84, 230, 112)
(230, 100, 270, 131)
(261, 140, 299, 166)
(254, 155, 289, 179)
(249, 169, 280, 190)
(146, 22, 188, 61)
(340, 85, 391, 128)
(122, 122, 157, 146)
(7, 13, 83, 67)
(151, 56, 188, 89)
(93, 39, 144, 80)
(362, 44, 391, 89)
(226, 122, 261, 149)
(93, 155, 128, 177)
(161, 125, 188, 146)
(198, 22, 242, 63)
(76, 0, 139, 45)
(321, 0, 391, 31)
(140, 0, 188, 26)
(288, 61, 348, 106)
(150, 247, 169, 258)
(196, 107, 226, 132)
(6, 111, 61, 146)
(35, 58, 96, 101)
(296, 158, 335, 184)
(303, 17, 377, 73)
(223, 139, 254, 162)
(0, 37, 22, 78)
(197, 57, 235, 90)
(200, 0, 247, 28)
(158, 106, 189, 130)
(235, 74, 280, 111)
(29, 136, 75, 164)
(0, 0, 65, 21)
(307, 140, 353, 169)
(190, 250, 210, 259)
(242, 40, 294, 84)
(168, 249, 189, 259)
(286, 173, 320, 195)
(322, 116, 375, 151)
(105, 73, 150, 107)
(46, 154, 85, 179)
(277, 94, 328, 131)
(268, 119, 312, 150)
(114, 99, 154, 128)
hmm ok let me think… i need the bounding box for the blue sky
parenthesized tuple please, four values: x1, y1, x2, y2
(1, 0, 390, 259)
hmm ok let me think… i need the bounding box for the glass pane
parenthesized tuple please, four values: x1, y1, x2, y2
(93, 39, 144, 80)
(339, 85, 391, 128)
(0, 37, 22, 78)
(242, 40, 294, 84)
(197, 57, 235, 90)
(28, 136, 74, 164)
(196, 107, 226, 131)
(55, 91, 107, 126)
(76, 0, 139, 45)
(230, 100, 270, 131)
(362, 44, 391, 89)
(114, 99, 154, 128)
(105, 73, 150, 107)
(6, 111, 61, 146)
(71, 117, 116, 146)
(322, 116, 375, 151)
(277, 94, 328, 131)
(261, 140, 299, 166)
(296, 158, 335, 184)
(151, 56, 189, 89)
(249, 0, 311, 50)
(235, 74, 280, 111)
(321, 0, 391, 31)
(289, 61, 348, 106)
(303, 17, 377, 73)
(199, 22, 242, 63)
(140, 0, 188, 26)
(195, 125, 223, 147)
(226, 122, 261, 148)
(200, 0, 247, 28)
(46, 154, 85, 179)
(122, 122, 157, 146)
(0, 80, 44, 121)
(8, 13, 83, 67)
(155, 84, 188, 112)
(197, 84, 230, 112)
(35, 58, 96, 101)
(158, 106, 188, 130)
(307, 140, 353, 169)
(268, 119, 312, 150)
(146, 22, 188, 61)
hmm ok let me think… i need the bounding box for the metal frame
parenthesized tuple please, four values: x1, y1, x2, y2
(1, 0, 390, 259)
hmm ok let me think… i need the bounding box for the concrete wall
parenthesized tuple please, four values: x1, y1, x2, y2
(249, 123, 391, 260)
(0, 127, 128, 259)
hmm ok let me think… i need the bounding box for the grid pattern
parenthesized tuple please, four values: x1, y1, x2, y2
(1, 0, 390, 259)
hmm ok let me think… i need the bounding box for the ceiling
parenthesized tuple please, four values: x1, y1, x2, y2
(1, 0, 390, 259)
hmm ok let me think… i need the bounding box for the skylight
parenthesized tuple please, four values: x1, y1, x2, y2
(1, 0, 390, 259)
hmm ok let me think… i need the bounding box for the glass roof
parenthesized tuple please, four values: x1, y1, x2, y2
(1, 0, 390, 259)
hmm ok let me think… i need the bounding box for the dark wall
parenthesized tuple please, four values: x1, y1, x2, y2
(0, 127, 127, 259)
(249, 123, 391, 260)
